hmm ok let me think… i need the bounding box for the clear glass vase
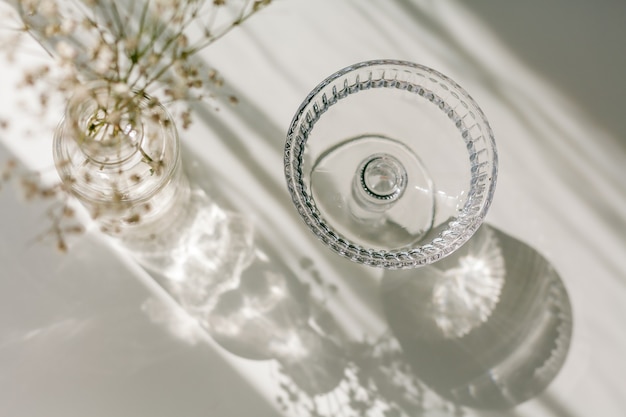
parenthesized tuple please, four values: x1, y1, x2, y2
(53, 82, 189, 242)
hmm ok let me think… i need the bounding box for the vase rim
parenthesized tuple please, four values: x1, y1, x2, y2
(53, 82, 182, 207)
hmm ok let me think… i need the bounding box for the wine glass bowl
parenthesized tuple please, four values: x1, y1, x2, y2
(285, 60, 497, 268)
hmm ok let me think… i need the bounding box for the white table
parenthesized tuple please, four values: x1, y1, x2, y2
(1, 1, 625, 416)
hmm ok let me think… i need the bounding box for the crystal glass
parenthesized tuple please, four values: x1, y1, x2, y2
(285, 60, 498, 268)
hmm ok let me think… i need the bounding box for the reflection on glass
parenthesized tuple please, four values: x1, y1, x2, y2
(381, 224, 573, 410)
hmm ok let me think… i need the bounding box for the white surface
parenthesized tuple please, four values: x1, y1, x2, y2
(1, 0, 625, 416)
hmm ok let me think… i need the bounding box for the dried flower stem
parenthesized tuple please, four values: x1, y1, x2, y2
(1, 0, 273, 250)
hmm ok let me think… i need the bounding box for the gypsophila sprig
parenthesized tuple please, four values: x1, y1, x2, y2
(0, 157, 84, 252)
(6, 0, 271, 124)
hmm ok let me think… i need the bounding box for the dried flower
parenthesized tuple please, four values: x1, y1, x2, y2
(3, 0, 274, 149)
(0, 0, 274, 246)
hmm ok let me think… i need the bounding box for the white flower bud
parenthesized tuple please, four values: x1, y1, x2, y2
(113, 83, 130, 95)
(56, 41, 77, 60)
(40, 0, 58, 18)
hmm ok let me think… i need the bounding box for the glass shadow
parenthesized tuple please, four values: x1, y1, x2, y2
(381, 224, 573, 410)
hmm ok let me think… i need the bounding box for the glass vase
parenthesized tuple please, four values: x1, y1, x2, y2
(53, 82, 189, 242)
(53, 83, 254, 312)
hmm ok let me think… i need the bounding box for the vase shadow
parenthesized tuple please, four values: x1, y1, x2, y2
(125, 184, 256, 316)
(182, 152, 352, 393)
(381, 224, 573, 410)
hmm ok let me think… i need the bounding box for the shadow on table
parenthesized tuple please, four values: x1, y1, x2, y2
(139, 147, 572, 415)
(381, 224, 572, 410)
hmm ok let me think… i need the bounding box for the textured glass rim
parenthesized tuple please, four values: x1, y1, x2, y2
(284, 60, 498, 269)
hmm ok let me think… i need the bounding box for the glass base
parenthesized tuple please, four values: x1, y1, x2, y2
(310, 134, 435, 251)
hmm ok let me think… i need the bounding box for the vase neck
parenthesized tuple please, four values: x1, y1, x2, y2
(54, 84, 181, 217)
(67, 86, 146, 165)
